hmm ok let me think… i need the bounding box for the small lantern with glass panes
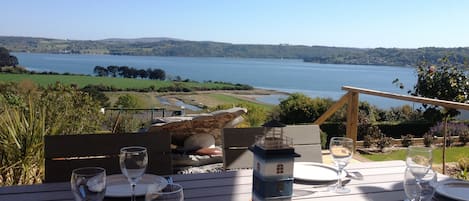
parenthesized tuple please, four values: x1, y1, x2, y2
(249, 120, 300, 201)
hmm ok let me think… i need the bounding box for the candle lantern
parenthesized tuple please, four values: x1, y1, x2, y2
(249, 120, 300, 201)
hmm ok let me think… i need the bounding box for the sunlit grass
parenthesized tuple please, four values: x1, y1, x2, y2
(361, 146, 469, 164)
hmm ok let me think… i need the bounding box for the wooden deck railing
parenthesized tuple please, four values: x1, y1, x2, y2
(313, 86, 469, 146)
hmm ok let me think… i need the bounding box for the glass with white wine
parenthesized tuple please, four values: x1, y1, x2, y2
(329, 137, 354, 193)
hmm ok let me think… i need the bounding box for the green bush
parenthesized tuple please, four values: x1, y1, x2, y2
(0, 82, 104, 185)
(423, 133, 434, 147)
(114, 94, 143, 108)
(276, 93, 334, 124)
(401, 134, 414, 147)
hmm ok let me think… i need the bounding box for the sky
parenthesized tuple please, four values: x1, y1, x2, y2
(1, 0, 469, 48)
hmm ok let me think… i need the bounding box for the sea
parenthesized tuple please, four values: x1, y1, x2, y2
(13, 52, 418, 109)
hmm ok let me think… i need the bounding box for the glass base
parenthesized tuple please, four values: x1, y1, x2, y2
(328, 185, 351, 194)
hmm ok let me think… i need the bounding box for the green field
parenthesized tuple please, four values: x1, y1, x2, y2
(207, 93, 274, 110)
(0, 73, 243, 90)
(362, 146, 469, 164)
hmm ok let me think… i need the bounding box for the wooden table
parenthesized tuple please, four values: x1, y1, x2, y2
(0, 160, 450, 201)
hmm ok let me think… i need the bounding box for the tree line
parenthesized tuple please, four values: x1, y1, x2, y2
(93, 65, 166, 80)
(3, 36, 469, 68)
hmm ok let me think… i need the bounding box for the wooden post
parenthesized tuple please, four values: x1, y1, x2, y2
(346, 92, 359, 149)
(313, 92, 350, 125)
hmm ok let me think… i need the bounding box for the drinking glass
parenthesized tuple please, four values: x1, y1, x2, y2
(120, 146, 148, 201)
(70, 167, 106, 201)
(329, 137, 354, 193)
(404, 167, 437, 201)
(406, 146, 432, 200)
(145, 183, 184, 201)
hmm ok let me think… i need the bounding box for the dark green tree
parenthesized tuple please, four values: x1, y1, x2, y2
(0, 47, 19, 67)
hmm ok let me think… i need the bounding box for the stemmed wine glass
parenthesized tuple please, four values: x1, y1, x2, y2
(329, 137, 354, 193)
(120, 146, 148, 201)
(405, 146, 433, 201)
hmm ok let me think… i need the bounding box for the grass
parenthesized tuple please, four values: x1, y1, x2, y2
(207, 93, 274, 110)
(362, 146, 469, 164)
(0, 73, 244, 90)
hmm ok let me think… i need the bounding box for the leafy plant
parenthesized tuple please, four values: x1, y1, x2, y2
(401, 134, 414, 147)
(0, 98, 47, 185)
(0, 82, 104, 185)
(457, 157, 469, 180)
(114, 94, 143, 108)
(423, 133, 434, 147)
(428, 122, 468, 146)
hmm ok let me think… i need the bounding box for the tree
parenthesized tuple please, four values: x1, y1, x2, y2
(411, 57, 468, 120)
(114, 94, 142, 108)
(410, 56, 469, 173)
(137, 69, 148, 79)
(107, 65, 119, 77)
(275, 93, 334, 124)
(93, 66, 108, 77)
(0, 47, 18, 67)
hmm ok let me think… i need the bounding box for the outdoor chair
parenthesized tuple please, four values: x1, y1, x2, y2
(44, 132, 172, 183)
(222, 124, 323, 170)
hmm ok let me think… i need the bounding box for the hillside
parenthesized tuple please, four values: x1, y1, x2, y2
(1, 36, 469, 67)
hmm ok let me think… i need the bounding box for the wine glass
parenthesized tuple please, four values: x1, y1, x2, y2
(329, 137, 354, 193)
(70, 167, 106, 201)
(406, 146, 433, 200)
(145, 183, 184, 201)
(120, 146, 148, 201)
(404, 167, 437, 201)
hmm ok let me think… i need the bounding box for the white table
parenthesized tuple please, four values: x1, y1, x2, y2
(0, 160, 451, 201)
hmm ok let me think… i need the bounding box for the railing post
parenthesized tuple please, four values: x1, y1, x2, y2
(346, 92, 359, 149)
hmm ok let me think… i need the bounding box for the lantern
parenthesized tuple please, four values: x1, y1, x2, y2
(249, 120, 300, 201)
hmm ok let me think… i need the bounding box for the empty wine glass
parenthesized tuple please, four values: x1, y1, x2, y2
(146, 183, 184, 201)
(406, 146, 433, 200)
(120, 146, 148, 201)
(70, 167, 106, 201)
(329, 137, 354, 193)
(404, 167, 437, 201)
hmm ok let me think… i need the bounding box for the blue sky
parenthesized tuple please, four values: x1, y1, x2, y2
(1, 0, 469, 48)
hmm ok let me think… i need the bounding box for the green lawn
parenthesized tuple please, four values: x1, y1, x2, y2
(207, 93, 274, 110)
(0, 73, 242, 90)
(362, 146, 469, 164)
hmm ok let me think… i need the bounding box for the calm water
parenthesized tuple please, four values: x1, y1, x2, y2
(13, 52, 417, 108)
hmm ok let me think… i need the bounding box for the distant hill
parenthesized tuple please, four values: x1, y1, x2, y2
(1, 36, 469, 67)
(100, 37, 184, 43)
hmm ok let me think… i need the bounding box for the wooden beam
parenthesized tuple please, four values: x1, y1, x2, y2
(346, 92, 359, 147)
(342, 86, 469, 111)
(313, 92, 351, 125)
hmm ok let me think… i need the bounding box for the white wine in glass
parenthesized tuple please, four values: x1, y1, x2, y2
(120, 146, 148, 201)
(329, 137, 353, 193)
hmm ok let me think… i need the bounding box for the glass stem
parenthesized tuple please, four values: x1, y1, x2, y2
(337, 168, 343, 189)
(414, 179, 422, 201)
(131, 183, 136, 201)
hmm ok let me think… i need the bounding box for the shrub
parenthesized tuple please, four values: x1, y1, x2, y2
(320, 130, 328, 149)
(457, 157, 469, 180)
(401, 134, 414, 147)
(276, 93, 334, 124)
(427, 122, 468, 146)
(114, 94, 143, 108)
(459, 127, 469, 145)
(362, 125, 392, 150)
(0, 82, 104, 185)
(423, 133, 434, 147)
